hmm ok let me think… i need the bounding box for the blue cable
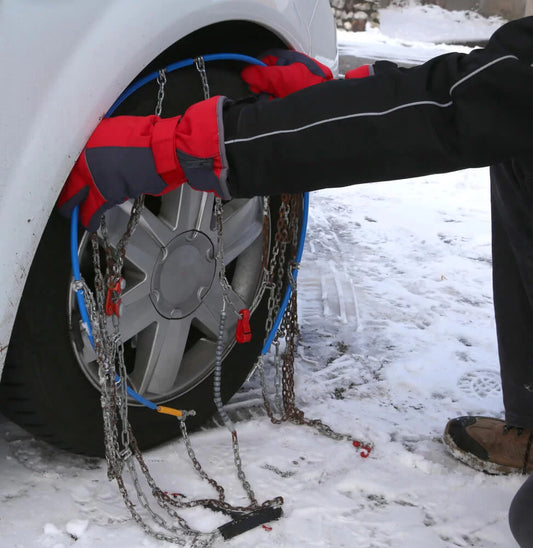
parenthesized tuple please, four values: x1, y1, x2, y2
(261, 192, 309, 355)
(71, 207, 94, 347)
(71, 208, 158, 409)
(107, 53, 267, 116)
(71, 52, 309, 410)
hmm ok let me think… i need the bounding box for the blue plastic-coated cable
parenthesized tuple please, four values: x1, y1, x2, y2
(71, 52, 309, 410)
(261, 192, 309, 355)
(107, 53, 266, 116)
(71, 207, 94, 347)
(71, 208, 158, 409)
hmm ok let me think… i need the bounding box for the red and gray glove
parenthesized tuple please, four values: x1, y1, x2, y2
(241, 49, 334, 98)
(345, 65, 372, 79)
(57, 96, 230, 232)
(345, 61, 403, 79)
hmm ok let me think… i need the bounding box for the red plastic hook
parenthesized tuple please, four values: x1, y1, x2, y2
(236, 309, 252, 343)
(105, 278, 125, 317)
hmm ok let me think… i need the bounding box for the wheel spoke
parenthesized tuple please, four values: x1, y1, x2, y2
(78, 328, 97, 363)
(224, 286, 249, 326)
(120, 278, 150, 309)
(196, 281, 246, 338)
(103, 205, 163, 273)
(135, 205, 177, 247)
(119, 292, 159, 344)
(221, 198, 264, 264)
(129, 317, 191, 396)
(193, 298, 224, 339)
(161, 186, 215, 235)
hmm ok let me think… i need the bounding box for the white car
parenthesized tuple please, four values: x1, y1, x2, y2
(0, 0, 337, 455)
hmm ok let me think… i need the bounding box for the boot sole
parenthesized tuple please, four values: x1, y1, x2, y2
(443, 430, 523, 476)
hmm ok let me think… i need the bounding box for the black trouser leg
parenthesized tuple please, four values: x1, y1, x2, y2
(491, 158, 533, 428)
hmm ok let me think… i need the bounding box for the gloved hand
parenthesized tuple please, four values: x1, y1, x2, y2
(57, 96, 231, 232)
(345, 61, 403, 79)
(241, 49, 333, 99)
(344, 65, 372, 79)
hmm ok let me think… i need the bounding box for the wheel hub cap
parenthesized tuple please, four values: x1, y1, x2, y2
(150, 230, 216, 319)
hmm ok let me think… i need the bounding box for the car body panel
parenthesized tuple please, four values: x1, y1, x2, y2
(0, 0, 337, 374)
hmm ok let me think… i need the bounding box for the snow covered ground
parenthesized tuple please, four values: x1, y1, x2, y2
(0, 4, 524, 548)
(337, 0, 504, 68)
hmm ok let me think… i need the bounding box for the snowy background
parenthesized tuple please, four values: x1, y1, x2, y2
(0, 3, 525, 547)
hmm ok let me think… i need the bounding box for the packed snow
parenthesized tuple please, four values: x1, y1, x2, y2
(0, 3, 523, 547)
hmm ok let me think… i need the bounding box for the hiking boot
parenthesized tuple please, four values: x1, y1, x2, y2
(443, 416, 533, 475)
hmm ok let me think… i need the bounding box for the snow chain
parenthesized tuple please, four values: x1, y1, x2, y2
(75, 58, 372, 546)
(254, 196, 372, 453)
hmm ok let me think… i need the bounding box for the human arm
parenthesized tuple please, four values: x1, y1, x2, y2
(59, 17, 533, 227)
(225, 17, 533, 197)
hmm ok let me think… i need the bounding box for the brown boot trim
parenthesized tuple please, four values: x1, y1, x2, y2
(523, 433, 533, 475)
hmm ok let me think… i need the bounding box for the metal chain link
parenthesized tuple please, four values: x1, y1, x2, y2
(81, 60, 287, 546)
(80, 67, 223, 545)
(155, 69, 167, 117)
(77, 59, 372, 547)
(89, 205, 227, 546)
(256, 195, 374, 456)
(194, 56, 210, 100)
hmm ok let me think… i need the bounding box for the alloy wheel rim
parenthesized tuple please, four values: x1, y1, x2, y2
(69, 187, 268, 405)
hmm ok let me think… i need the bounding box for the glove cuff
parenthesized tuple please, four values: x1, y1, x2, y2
(151, 116, 185, 187)
(175, 96, 232, 200)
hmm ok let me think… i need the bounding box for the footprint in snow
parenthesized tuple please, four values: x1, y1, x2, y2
(457, 369, 501, 398)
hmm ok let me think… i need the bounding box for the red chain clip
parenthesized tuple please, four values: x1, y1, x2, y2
(163, 491, 185, 499)
(353, 440, 372, 458)
(235, 309, 252, 343)
(105, 278, 125, 317)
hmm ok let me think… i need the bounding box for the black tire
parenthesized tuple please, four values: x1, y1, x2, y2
(0, 61, 302, 456)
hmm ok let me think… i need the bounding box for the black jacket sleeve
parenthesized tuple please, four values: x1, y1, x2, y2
(224, 17, 533, 197)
